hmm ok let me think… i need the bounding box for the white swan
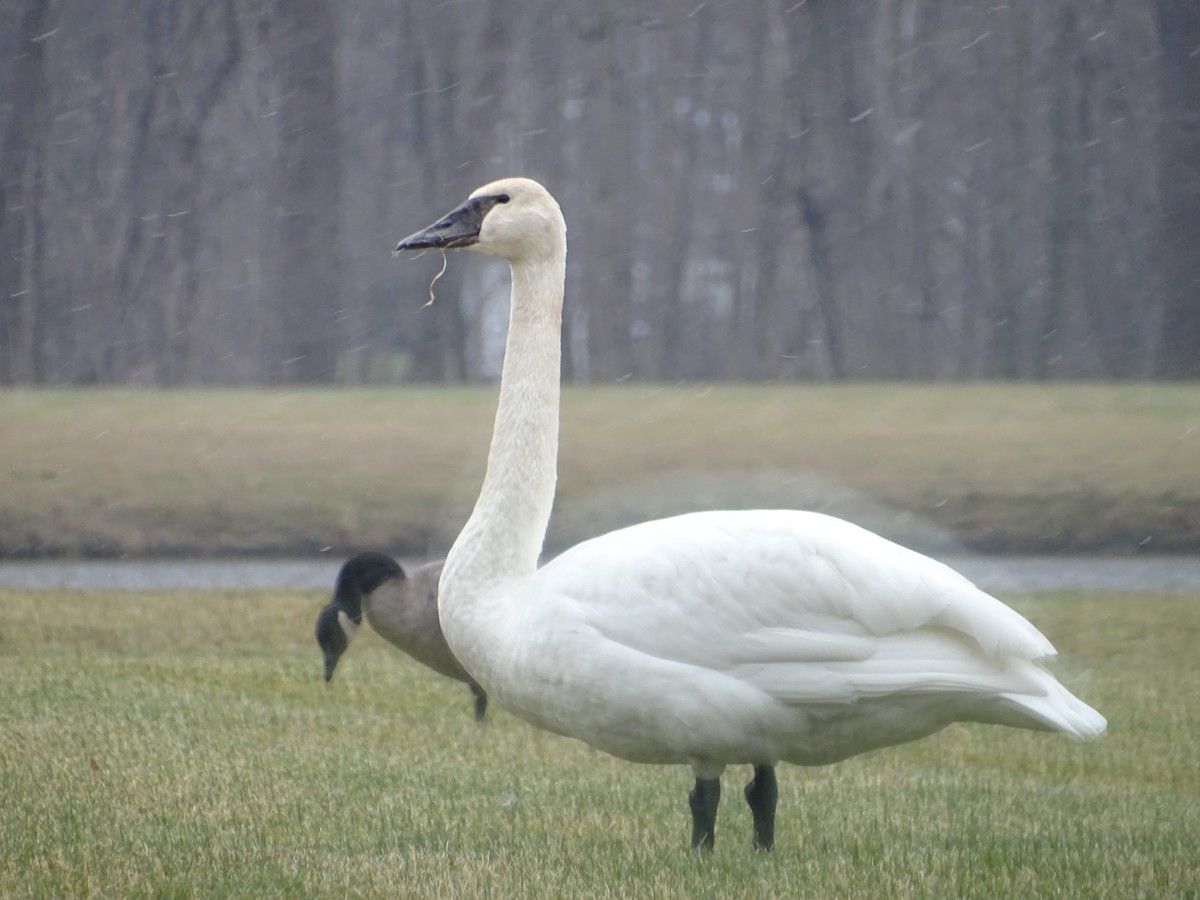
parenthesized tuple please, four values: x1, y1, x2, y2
(314, 551, 487, 722)
(393, 178, 1105, 851)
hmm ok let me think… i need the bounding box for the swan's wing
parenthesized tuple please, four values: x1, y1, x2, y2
(523, 509, 1104, 742)
(533, 509, 1056, 670)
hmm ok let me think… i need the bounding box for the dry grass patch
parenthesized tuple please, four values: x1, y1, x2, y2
(2, 383, 1199, 556)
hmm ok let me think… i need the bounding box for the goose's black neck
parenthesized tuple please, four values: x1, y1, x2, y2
(335, 551, 404, 622)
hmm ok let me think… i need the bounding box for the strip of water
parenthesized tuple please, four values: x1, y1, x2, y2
(1, 556, 1198, 592)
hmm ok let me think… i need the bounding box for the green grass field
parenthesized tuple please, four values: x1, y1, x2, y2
(2, 383, 1199, 557)
(1, 586, 1197, 898)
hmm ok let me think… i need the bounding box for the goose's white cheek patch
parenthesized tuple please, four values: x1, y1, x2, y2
(338, 610, 360, 640)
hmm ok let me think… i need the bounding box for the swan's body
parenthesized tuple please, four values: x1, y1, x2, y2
(393, 178, 1104, 850)
(472, 510, 1099, 768)
(314, 551, 487, 722)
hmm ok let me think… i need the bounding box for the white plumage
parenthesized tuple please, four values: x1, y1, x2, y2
(501, 510, 1101, 767)
(393, 177, 1105, 851)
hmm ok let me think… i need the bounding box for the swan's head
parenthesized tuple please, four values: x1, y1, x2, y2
(394, 177, 565, 262)
(315, 551, 403, 682)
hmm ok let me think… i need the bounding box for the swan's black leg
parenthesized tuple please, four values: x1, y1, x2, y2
(469, 683, 487, 724)
(689, 777, 721, 850)
(744, 765, 778, 850)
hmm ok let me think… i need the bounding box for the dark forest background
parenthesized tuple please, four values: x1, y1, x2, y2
(1, 0, 1198, 385)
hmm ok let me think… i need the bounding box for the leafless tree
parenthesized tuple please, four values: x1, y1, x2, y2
(0, 0, 50, 382)
(1155, 0, 1200, 379)
(0, 0, 1191, 385)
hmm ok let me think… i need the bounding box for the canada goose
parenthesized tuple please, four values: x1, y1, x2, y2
(314, 551, 487, 722)
(392, 177, 1105, 851)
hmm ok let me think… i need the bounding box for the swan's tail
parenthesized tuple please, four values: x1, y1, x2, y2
(987, 669, 1107, 738)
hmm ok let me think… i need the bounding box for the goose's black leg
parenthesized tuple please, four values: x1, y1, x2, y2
(469, 683, 488, 724)
(744, 765, 778, 850)
(689, 777, 721, 850)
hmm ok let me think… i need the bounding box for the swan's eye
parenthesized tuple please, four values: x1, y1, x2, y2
(496, 194, 511, 204)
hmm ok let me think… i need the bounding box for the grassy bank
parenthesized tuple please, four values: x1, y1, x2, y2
(1, 586, 1196, 897)
(1, 383, 1198, 558)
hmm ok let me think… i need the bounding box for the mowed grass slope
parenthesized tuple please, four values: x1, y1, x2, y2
(2, 383, 1198, 557)
(1, 587, 1197, 898)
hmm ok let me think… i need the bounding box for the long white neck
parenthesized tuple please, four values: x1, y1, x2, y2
(441, 251, 565, 606)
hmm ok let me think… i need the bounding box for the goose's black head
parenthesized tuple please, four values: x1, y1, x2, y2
(314, 603, 351, 682)
(315, 551, 405, 682)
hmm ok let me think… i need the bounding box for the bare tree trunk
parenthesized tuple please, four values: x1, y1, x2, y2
(796, 189, 846, 378)
(0, 0, 50, 383)
(400, 6, 457, 383)
(270, 0, 343, 383)
(576, 15, 636, 382)
(1038, 7, 1078, 380)
(94, 3, 168, 382)
(1154, 0, 1200, 378)
(160, 1, 241, 384)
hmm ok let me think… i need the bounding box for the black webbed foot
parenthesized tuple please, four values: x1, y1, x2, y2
(469, 683, 487, 724)
(689, 777, 721, 850)
(744, 765, 778, 850)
